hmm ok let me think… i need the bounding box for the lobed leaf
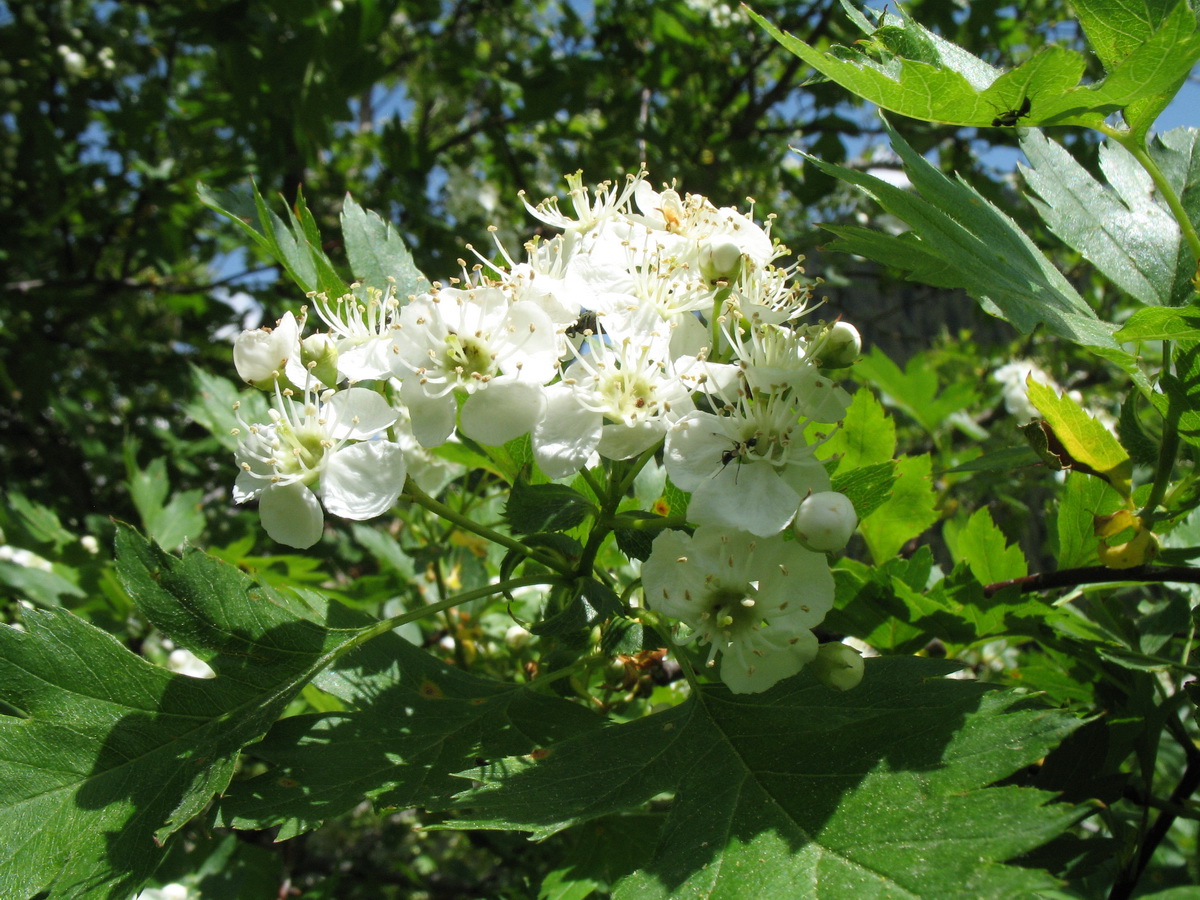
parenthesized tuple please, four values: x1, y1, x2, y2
(0, 526, 370, 899)
(812, 122, 1118, 349)
(1026, 379, 1133, 497)
(451, 658, 1080, 899)
(217, 630, 602, 839)
(946, 507, 1028, 585)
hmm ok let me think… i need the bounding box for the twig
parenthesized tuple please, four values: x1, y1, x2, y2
(984, 565, 1200, 598)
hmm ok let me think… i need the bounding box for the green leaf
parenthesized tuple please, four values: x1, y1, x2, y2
(1021, 131, 1195, 307)
(1056, 473, 1125, 569)
(199, 182, 345, 299)
(945, 507, 1028, 585)
(852, 347, 980, 435)
(939, 446, 1041, 474)
(504, 483, 597, 534)
(0, 526, 369, 900)
(1027, 379, 1133, 498)
(340, 194, 426, 299)
(0, 560, 86, 607)
(184, 365, 270, 453)
(1150, 341, 1200, 449)
(217, 630, 602, 839)
(4, 493, 76, 554)
(1075, 0, 1200, 136)
(1118, 399, 1162, 468)
(828, 553, 936, 653)
(830, 461, 897, 522)
(812, 122, 1118, 349)
(749, 3, 1200, 130)
(123, 448, 206, 551)
(1076, 0, 1183, 71)
(451, 659, 1080, 899)
(821, 388, 895, 470)
(859, 453, 939, 564)
(1116, 307, 1200, 343)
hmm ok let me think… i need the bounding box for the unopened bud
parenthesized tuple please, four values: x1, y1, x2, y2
(504, 624, 532, 650)
(793, 491, 857, 552)
(699, 236, 743, 282)
(301, 332, 340, 389)
(811, 642, 865, 691)
(233, 311, 300, 389)
(819, 322, 861, 369)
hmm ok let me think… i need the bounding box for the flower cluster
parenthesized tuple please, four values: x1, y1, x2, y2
(229, 169, 861, 692)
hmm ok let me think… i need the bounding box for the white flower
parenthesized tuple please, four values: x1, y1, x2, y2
(641, 526, 833, 693)
(312, 286, 402, 382)
(133, 884, 189, 900)
(521, 169, 644, 235)
(389, 285, 558, 447)
(664, 395, 831, 537)
(233, 384, 406, 548)
(732, 324, 851, 422)
(532, 332, 695, 478)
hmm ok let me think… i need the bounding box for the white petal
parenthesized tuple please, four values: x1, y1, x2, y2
(322, 441, 407, 520)
(533, 384, 601, 479)
(498, 302, 560, 383)
(401, 383, 458, 447)
(460, 382, 544, 446)
(596, 419, 664, 461)
(259, 482, 324, 549)
(687, 463, 800, 537)
(720, 629, 817, 694)
(323, 387, 399, 440)
(663, 411, 732, 490)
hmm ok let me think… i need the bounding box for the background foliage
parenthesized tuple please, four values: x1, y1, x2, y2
(4, 1, 1200, 898)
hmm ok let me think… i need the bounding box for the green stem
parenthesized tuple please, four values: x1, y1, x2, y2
(402, 477, 573, 576)
(708, 285, 733, 361)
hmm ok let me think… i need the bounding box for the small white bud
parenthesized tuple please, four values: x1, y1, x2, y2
(233, 311, 300, 389)
(699, 236, 743, 282)
(810, 642, 865, 691)
(792, 491, 857, 552)
(820, 322, 861, 369)
(504, 624, 532, 650)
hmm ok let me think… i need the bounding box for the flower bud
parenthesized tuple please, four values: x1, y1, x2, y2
(819, 322, 861, 369)
(699, 236, 743, 282)
(810, 642, 865, 691)
(301, 332, 340, 389)
(792, 491, 857, 552)
(504, 624, 532, 650)
(233, 311, 300, 389)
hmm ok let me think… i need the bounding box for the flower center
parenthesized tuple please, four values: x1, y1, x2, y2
(706, 583, 761, 639)
(442, 332, 493, 380)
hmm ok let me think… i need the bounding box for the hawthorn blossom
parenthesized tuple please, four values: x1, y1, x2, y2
(641, 525, 834, 693)
(311, 284, 404, 382)
(388, 285, 559, 447)
(664, 394, 832, 537)
(233, 384, 406, 548)
(532, 331, 695, 478)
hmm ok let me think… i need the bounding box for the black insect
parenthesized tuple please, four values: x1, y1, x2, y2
(719, 436, 758, 469)
(991, 95, 1032, 128)
(565, 311, 602, 337)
